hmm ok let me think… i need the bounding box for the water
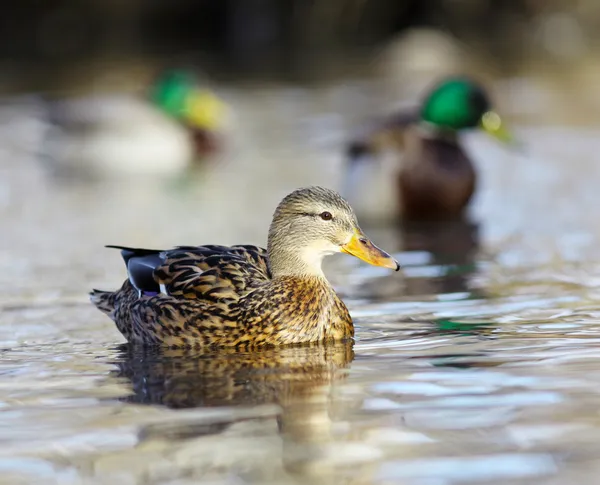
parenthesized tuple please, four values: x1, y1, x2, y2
(3, 88, 600, 485)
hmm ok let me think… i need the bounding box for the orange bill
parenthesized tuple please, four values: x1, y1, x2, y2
(341, 232, 400, 271)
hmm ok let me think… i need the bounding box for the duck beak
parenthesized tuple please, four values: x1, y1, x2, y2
(185, 89, 227, 131)
(480, 111, 513, 144)
(341, 231, 400, 271)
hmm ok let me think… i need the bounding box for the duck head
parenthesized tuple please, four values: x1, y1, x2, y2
(267, 186, 400, 278)
(420, 77, 511, 143)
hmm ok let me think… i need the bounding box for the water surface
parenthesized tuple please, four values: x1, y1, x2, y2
(2, 91, 600, 485)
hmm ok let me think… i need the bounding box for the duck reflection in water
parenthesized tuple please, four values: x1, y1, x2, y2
(401, 219, 480, 297)
(113, 342, 353, 409)
(110, 341, 354, 476)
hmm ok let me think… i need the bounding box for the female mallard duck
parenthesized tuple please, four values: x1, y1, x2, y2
(343, 77, 511, 222)
(91, 186, 399, 349)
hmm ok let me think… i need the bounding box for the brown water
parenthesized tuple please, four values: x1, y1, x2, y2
(2, 87, 600, 485)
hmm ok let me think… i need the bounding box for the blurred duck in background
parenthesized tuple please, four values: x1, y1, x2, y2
(42, 69, 228, 179)
(342, 77, 511, 223)
(150, 70, 226, 158)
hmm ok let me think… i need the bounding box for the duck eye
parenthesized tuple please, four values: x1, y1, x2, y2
(319, 211, 333, 221)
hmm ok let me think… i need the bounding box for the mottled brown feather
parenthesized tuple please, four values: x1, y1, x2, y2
(91, 244, 353, 349)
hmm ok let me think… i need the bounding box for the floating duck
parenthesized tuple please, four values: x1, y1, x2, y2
(91, 187, 399, 349)
(43, 70, 228, 178)
(343, 77, 511, 222)
(150, 70, 227, 157)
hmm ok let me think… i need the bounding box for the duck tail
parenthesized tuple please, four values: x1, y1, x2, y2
(89, 289, 116, 317)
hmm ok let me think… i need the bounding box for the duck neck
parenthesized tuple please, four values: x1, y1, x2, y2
(267, 246, 329, 280)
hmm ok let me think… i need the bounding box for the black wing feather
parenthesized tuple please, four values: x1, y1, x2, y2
(126, 254, 164, 292)
(105, 243, 271, 297)
(106, 245, 164, 292)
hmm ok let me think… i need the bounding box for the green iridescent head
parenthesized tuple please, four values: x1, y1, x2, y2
(420, 77, 511, 142)
(150, 70, 226, 131)
(420, 77, 490, 129)
(150, 70, 195, 118)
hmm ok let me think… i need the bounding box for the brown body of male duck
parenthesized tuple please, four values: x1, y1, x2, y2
(91, 187, 399, 349)
(343, 77, 510, 222)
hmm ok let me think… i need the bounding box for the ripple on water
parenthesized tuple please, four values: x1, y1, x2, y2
(3, 100, 600, 483)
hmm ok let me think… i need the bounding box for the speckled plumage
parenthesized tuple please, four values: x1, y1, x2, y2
(92, 244, 352, 349)
(91, 187, 398, 349)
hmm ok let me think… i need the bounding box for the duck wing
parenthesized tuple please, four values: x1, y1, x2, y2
(346, 107, 420, 160)
(107, 244, 271, 302)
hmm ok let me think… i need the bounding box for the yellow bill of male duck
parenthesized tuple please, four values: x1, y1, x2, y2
(90, 186, 400, 349)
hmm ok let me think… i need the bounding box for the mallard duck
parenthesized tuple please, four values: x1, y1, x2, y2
(343, 77, 511, 222)
(91, 186, 399, 349)
(150, 69, 227, 157)
(42, 70, 227, 178)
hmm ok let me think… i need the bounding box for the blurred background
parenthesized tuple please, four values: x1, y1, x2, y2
(2, 0, 600, 296)
(3, 0, 600, 88)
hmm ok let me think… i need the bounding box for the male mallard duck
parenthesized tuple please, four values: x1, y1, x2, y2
(42, 70, 227, 178)
(91, 187, 399, 349)
(150, 69, 227, 157)
(343, 77, 511, 222)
